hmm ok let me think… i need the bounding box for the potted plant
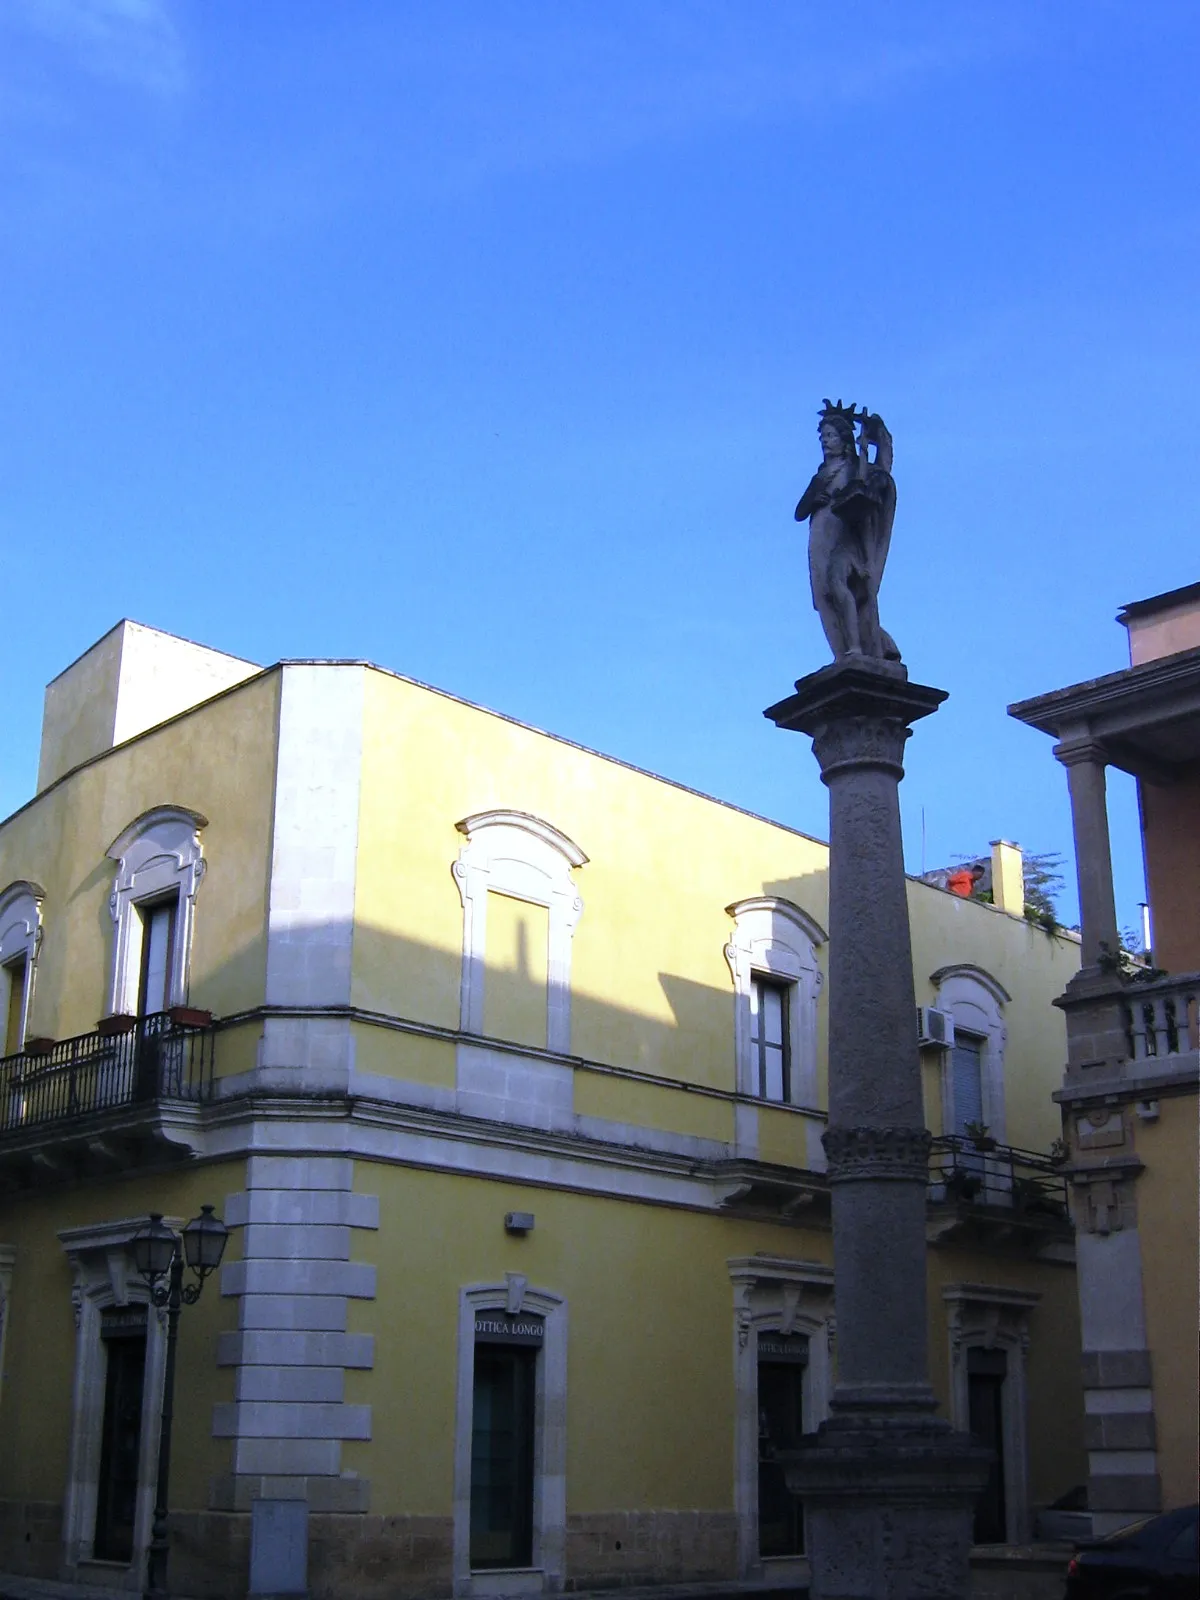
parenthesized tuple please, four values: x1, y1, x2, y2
(22, 1036, 56, 1057)
(963, 1119, 997, 1151)
(944, 1165, 982, 1202)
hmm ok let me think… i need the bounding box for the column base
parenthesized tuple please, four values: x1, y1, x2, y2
(782, 1417, 991, 1600)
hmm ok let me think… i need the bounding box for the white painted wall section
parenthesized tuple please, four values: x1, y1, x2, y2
(261, 664, 365, 1075)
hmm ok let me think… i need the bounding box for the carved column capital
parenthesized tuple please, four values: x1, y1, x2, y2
(810, 716, 912, 782)
(1052, 738, 1111, 770)
(823, 1124, 932, 1183)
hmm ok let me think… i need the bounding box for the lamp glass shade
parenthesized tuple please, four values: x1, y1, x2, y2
(133, 1213, 177, 1281)
(182, 1205, 228, 1273)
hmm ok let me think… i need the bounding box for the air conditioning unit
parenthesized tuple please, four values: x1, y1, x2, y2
(916, 1006, 956, 1049)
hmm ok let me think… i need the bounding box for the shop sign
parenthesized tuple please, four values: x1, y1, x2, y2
(757, 1330, 809, 1364)
(474, 1312, 545, 1346)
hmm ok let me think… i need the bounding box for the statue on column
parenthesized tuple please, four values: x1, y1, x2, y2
(795, 399, 901, 663)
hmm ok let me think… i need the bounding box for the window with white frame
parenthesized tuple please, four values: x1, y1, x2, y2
(931, 964, 1010, 1144)
(454, 1274, 567, 1594)
(58, 1219, 171, 1576)
(729, 1255, 834, 1579)
(0, 881, 43, 1056)
(725, 899, 825, 1105)
(943, 1283, 1039, 1544)
(106, 808, 207, 1019)
(452, 811, 586, 1056)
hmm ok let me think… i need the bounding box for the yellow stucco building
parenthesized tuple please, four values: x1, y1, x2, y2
(0, 623, 1085, 1598)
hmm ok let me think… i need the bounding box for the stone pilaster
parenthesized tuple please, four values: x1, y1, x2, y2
(214, 1155, 379, 1515)
(765, 659, 989, 1600)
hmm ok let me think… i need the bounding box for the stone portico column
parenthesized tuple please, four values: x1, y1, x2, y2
(1055, 739, 1120, 970)
(766, 658, 989, 1600)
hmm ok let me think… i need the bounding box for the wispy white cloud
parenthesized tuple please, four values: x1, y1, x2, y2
(5, 0, 184, 95)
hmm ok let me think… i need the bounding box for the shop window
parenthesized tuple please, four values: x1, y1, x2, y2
(59, 1219, 170, 1576)
(729, 1256, 834, 1579)
(94, 1307, 149, 1563)
(106, 808, 206, 1018)
(967, 1346, 1008, 1544)
(943, 1283, 1039, 1544)
(757, 1331, 807, 1556)
(470, 1314, 542, 1568)
(454, 1278, 567, 1595)
(726, 899, 825, 1106)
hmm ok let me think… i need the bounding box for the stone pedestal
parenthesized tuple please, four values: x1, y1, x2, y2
(765, 659, 990, 1600)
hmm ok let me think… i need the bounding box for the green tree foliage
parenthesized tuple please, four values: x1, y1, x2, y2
(1020, 851, 1067, 919)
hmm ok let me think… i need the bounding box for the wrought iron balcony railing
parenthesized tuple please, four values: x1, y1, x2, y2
(928, 1133, 1068, 1220)
(0, 1011, 215, 1138)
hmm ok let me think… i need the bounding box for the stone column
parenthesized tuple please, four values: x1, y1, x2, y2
(765, 658, 989, 1600)
(1055, 740, 1120, 969)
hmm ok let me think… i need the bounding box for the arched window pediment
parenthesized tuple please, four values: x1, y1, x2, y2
(455, 810, 588, 869)
(452, 811, 586, 1055)
(930, 964, 1008, 1144)
(0, 882, 44, 1053)
(0, 881, 45, 952)
(106, 807, 207, 1017)
(725, 896, 826, 943)
(106, 806, 209, 867)
(930, 963, 1011, 1007)
(725, 897, 825, 1108)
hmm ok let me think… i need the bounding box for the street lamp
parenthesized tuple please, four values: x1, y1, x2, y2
(133, 1206, 229, 1600)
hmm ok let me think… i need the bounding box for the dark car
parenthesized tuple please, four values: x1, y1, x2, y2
(1065, 1504, 1198, 1599)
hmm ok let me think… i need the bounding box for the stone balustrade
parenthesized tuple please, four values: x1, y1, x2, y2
(1124, 971, 1199, 1062)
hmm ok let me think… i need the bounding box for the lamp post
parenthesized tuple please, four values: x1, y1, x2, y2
(133, 1205, 229, 1600)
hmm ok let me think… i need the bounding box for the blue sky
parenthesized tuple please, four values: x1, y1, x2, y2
(2, 1, 1197, 936)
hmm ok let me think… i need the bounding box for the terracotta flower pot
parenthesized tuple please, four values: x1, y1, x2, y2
(168, 1006, 213, 1028)
(97, 1013, 137, 1037)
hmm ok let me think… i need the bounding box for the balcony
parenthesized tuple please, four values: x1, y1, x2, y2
(1124, 970, 1199, 1065)
(0, 1010, 216, 1187)
(926, 1134, 1071, 1256)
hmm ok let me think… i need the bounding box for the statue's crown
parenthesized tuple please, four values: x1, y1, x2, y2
(819, 397, 863, 427)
